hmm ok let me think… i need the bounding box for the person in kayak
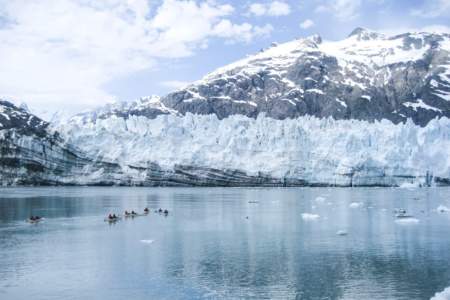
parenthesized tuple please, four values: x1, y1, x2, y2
(124, 210, 130, 216)
(164, 209, 169, 216)
(131, 210, 137, 215)
(144, 208, 149, 213)
(158, 208, 163, 213)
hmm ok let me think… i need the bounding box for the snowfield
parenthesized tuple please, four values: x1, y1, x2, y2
(57, 113, 450, 186)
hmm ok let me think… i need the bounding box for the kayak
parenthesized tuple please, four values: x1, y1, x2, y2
(26, 218, 44, 224)
(104, 217, 121, 222)
(124, 213, 141, 218)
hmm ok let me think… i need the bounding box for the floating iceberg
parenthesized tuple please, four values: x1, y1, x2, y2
(301, 213, 320, 221)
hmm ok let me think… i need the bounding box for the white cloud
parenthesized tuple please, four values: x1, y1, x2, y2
(248, 1, 291, 17)
(160, 80, 191, 90)
(315, 0, 362, 21)
(0, 0, 273, 113)
(213, 20, 273, 43)
(300, 19, 314, 29)
(379, 25, 450, 36)
(410, 0, 450, 18)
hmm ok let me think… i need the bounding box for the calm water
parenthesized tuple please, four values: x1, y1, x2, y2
(0, 187, 450, 300)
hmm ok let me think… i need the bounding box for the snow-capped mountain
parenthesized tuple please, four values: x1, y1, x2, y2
(159, 28, 450, 126)
(70, 28, 450, 127)
(2, 28, 450, 186)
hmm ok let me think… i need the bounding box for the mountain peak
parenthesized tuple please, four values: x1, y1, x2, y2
(348, 27, 384, 40)
(307, 34, 322, 44)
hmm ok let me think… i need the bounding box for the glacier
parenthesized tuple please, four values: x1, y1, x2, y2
(56, 113, 450, 187)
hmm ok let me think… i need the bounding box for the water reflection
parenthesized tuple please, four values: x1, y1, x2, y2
(0, 187, 450, 299)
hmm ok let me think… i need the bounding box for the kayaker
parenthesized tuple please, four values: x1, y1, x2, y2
(164, 209, 169, 215)
(144, 208, 149, 213)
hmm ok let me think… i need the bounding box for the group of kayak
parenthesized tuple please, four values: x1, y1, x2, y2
(105, 207, 169, 222)
(27, 207, 169, 224)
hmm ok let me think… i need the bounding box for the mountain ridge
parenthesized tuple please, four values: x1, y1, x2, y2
(67, 28, 450, 127)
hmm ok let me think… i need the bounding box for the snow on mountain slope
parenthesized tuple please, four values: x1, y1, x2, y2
(67, 95, 179, 126)
(58, 113, 450, 186)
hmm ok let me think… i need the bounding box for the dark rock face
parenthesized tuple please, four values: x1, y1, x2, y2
(152, 31, 450, 127)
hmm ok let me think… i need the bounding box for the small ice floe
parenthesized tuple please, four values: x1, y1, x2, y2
(395, 217, 419, 225)
(430, 286, 450, 300)
(336, 230, 348, 236)
(140, 239, 154, 244)
(437, 205, 450, 213)
(349, 202, 362, 209)
(399, 182, 419, 189)
(314, 196, 326, 203)
(301, 213, 320, 221)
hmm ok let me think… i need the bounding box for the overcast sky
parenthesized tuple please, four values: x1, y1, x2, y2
(1, 0, 450, 115)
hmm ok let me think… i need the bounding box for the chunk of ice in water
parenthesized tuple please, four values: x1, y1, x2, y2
(395, 218, 419, 225)
(140, 239, 154, 244)
(314, 196, 326, 203)
(437, 205, 450, 213)
(301, 213, 320, 221)
(431, 286, 450, 300)
(349, 202, 362, 208)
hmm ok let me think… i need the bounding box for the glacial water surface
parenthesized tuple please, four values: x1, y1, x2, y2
(0, 187, 450, 300)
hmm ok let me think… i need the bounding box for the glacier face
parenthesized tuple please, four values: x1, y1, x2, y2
(58, 113, 450, 186)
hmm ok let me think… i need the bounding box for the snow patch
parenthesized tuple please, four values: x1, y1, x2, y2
(335, 98, 347, 107)
(306, 89, 325, 95)
(403, 99, 442, 113)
